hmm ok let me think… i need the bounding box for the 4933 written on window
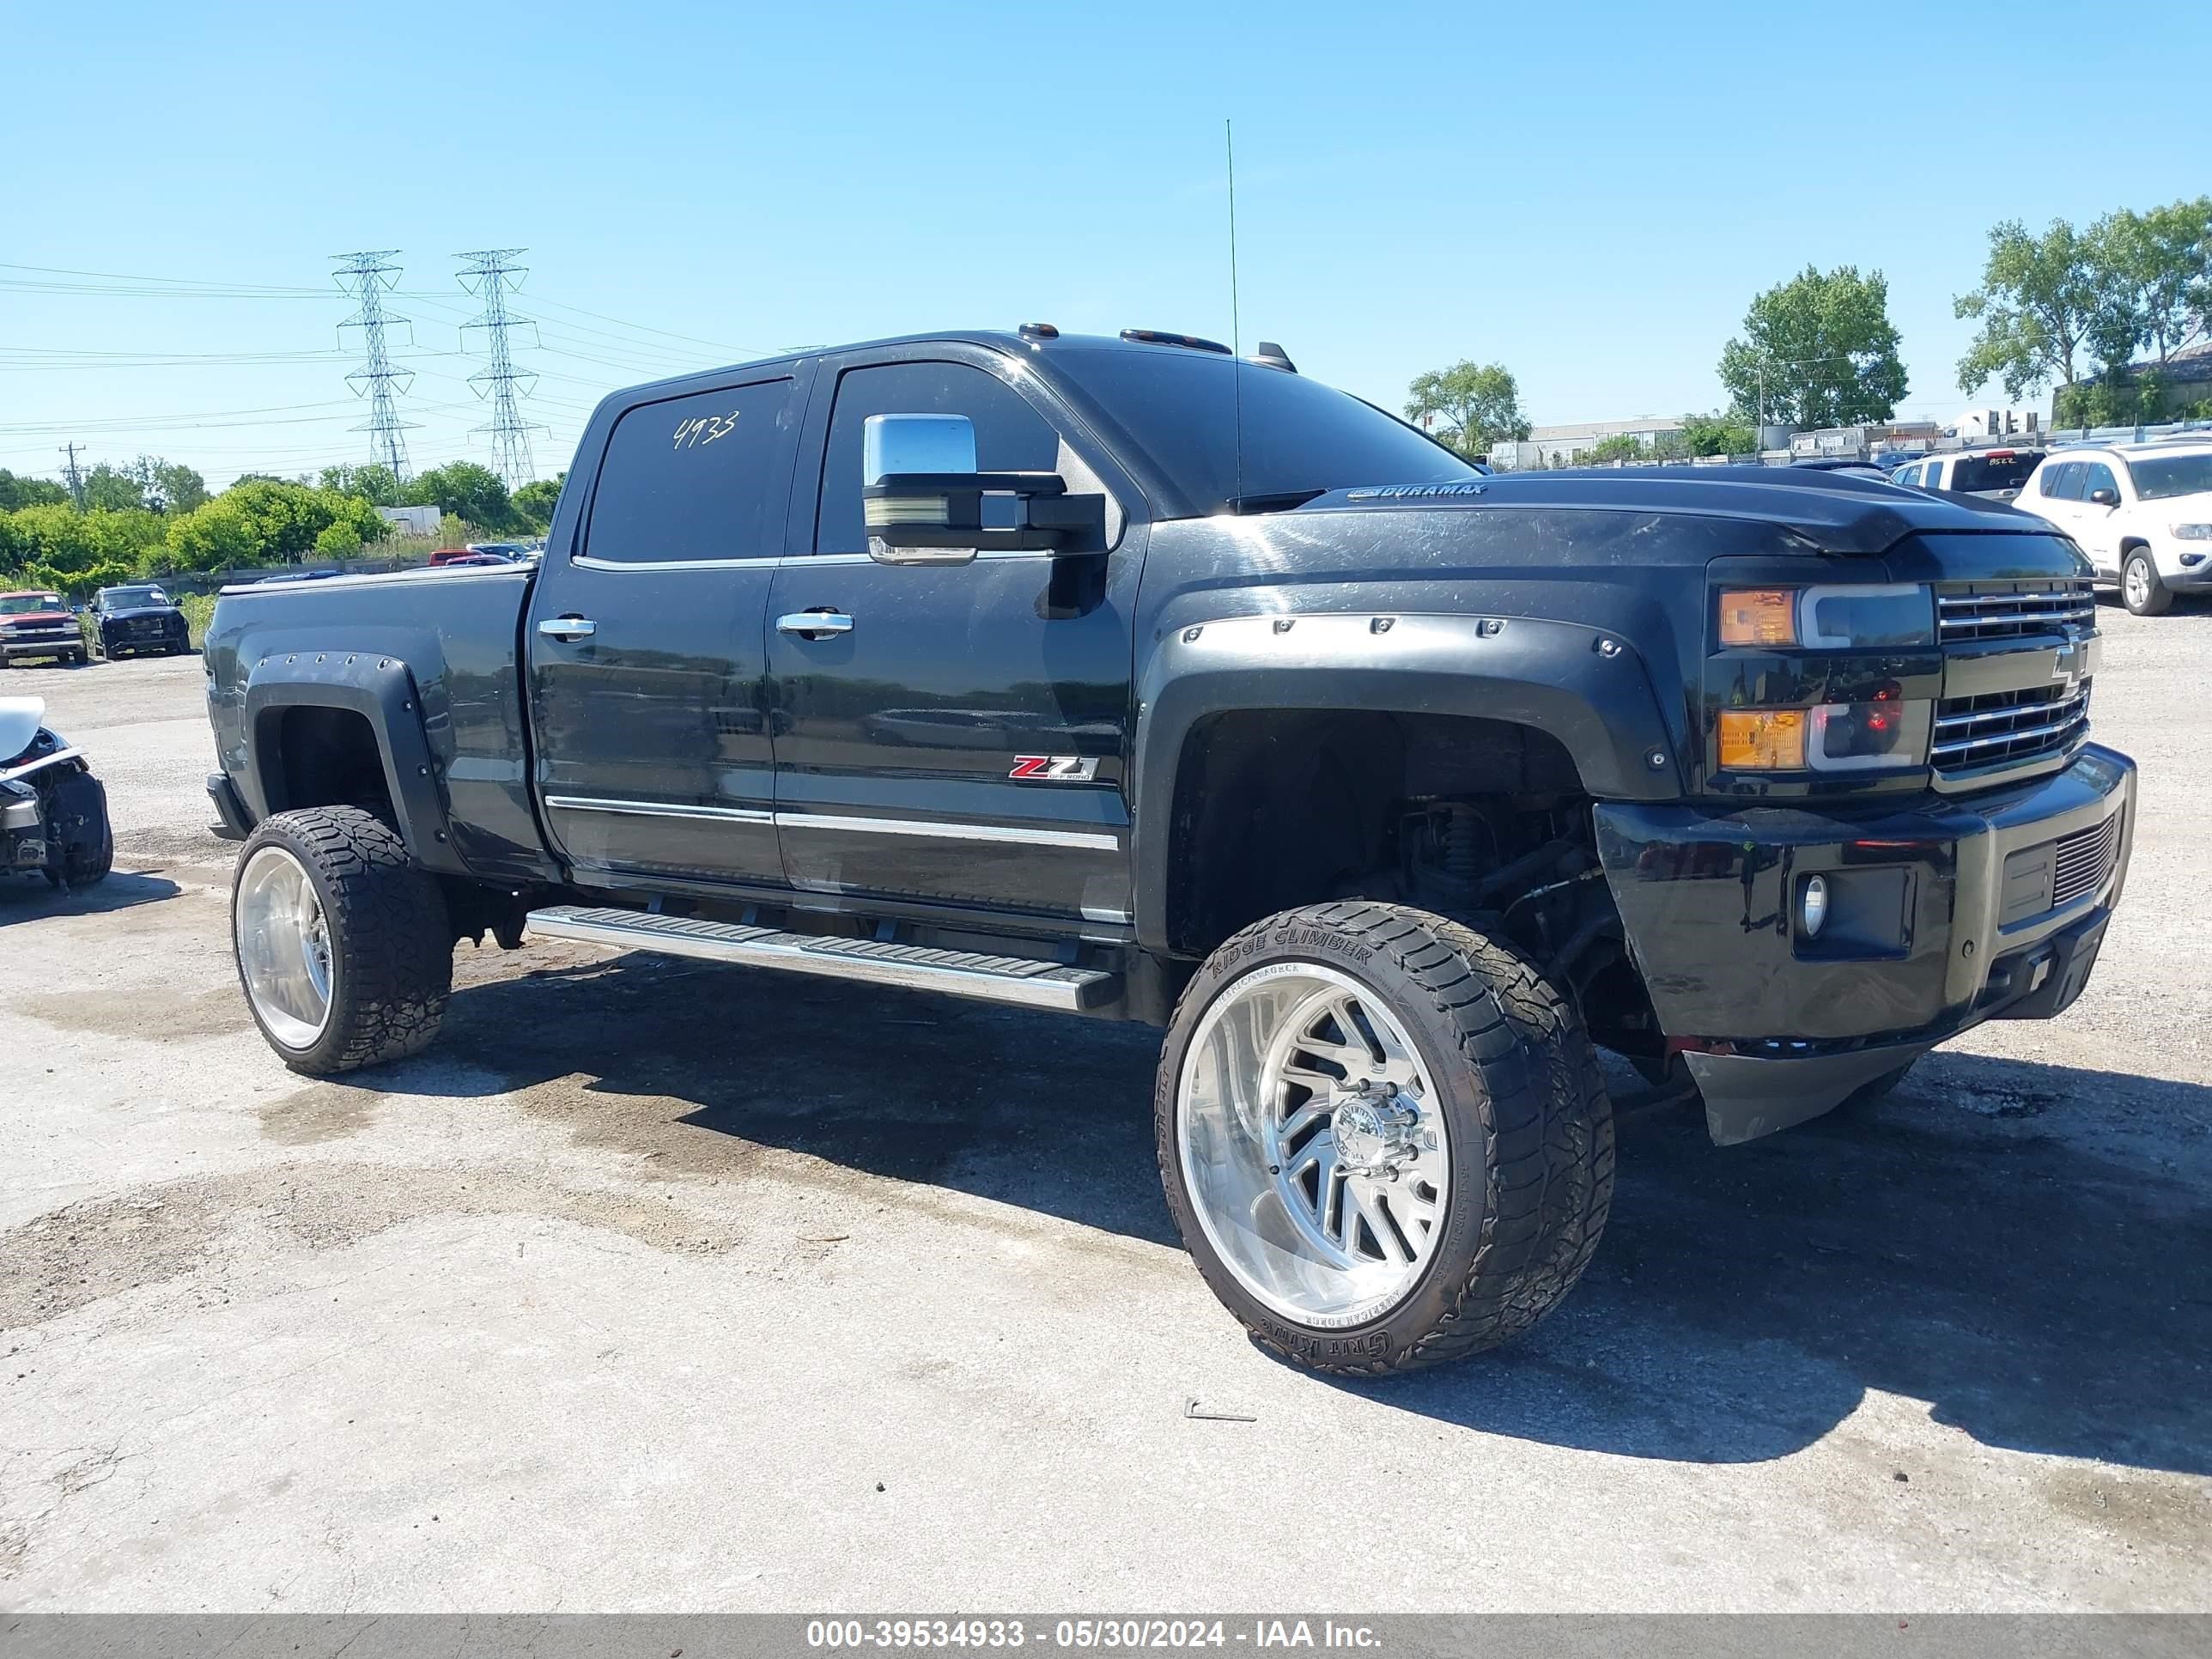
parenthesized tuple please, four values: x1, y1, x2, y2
(583, 379, 798, 563)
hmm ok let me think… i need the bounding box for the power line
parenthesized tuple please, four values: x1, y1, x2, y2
(455, 249, 547, 487)
(333, 251, 419, 481)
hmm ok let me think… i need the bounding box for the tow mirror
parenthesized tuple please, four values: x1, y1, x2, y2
(2088, 486, 2119, 507)
(862, 412, 1105, 567)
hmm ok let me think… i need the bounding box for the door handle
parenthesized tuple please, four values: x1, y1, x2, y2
(777, 611, 854, 638)
(538, 617, 598, 641)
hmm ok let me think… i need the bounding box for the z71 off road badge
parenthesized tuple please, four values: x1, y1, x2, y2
(1009, 755, 1099, 781)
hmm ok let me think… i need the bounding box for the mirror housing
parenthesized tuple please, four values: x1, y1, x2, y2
(862, 412, 1106, 566)
(2088, 486, 2119, 507)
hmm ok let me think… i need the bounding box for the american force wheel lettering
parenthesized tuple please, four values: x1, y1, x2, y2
(1155, 900, 1614, 1376)
(230, 805, 453, 1074)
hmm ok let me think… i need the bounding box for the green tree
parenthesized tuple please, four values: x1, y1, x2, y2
(320, 463, 403, 507)
(1583, 434, 1647, 465)
(1403, 362, 1530, 459)
(151, 460, 210, 515)
(511, 472, 565, 527)
(1954, 219, 2101, 400)
(404, 461, 515, 529)
(1720, 265, 1907, 428)
(82, 463, 144, 514)
(1675, 412, 1759, 456)
(0, 470, 70, 511)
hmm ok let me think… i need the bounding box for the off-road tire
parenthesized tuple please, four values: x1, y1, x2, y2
(232, 805, 452, 1074)
(2123, 550, 2172, 617)
(1156, 901, 1614, 1376)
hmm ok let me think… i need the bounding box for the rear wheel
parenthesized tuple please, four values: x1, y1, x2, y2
(232, 805, 452, 1074)
(2123, 550, 2172, 617)
(1157, 901, 1613, 1376)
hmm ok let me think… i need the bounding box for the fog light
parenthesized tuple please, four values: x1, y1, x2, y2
(1802, 875, 1829, 938)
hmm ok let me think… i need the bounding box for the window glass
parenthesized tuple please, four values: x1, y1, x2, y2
(582, 379, 797, 563)
(2124, 452, 2212, 501)
(2080, 461, 2119, 501)
(1053, 345, 1476, 515)
(2045, 461, 2086, 501)
(816, 361, 1062, 552)
(1948, 453, 2039, 493)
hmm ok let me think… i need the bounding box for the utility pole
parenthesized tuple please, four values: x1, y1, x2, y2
(454, 248, 546, 489)
(58, 442, 87, 509)
(332, 250, 417, 481)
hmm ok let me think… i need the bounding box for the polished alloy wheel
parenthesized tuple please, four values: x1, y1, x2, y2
(235, 845, 334, 1048)
(2124, 556, 2151, 611)
(1176, 962, 1449, 1328)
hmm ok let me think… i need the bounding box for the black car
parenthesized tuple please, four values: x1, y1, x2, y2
(90, 584, 190, 659)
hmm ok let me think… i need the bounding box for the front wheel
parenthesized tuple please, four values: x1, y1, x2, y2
(232, 805, 452, 1074)
(1157, 902, 1613, 1376)
(2123, 551, 2172, 617)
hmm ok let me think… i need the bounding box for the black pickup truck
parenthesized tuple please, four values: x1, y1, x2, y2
(203, 327, 2136, 1375)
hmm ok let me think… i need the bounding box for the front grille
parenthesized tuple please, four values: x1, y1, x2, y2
(2051, 811, 2123, 909)
(1937, 580, 2095, 642)
(1932, 678, 2092, 773)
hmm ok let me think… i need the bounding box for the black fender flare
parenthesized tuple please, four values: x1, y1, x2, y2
(1129, 611, 1685, 952)
(239, 649, 468, 876)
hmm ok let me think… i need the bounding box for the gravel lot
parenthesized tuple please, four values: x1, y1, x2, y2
(3, 611, 2208, 1613)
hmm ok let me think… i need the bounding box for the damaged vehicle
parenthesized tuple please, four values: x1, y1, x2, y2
(1, 696, 112, 888)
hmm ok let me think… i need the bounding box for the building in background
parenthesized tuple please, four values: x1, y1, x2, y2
(377, 505, 441, 538)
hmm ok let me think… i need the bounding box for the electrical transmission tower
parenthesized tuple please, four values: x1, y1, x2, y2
(332, 251, 418, 481)
(455, 248, 546, 488)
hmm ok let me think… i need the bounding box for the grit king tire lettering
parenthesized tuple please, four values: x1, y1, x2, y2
(1154, 900, 1614, 1376)
(231, 805, 453, 1075)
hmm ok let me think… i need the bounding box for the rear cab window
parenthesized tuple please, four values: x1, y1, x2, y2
(1948, 453, 2040, 494)
(582, 379, 801, 563)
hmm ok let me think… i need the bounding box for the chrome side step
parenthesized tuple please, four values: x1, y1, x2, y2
(526, 905, 1121, 1012)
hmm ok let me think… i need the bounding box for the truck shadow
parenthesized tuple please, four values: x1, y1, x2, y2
(419, 950, 2211, 1478)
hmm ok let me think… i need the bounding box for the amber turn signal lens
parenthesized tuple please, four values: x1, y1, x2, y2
(1718, 588, 1798, 647)
(1717, 708, 1807, 769)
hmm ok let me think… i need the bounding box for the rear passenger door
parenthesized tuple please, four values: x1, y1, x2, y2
(526, 369, 811, 889)
(2027, 459, 2087, 553)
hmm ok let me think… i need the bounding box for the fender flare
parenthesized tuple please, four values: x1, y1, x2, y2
(1129, 611, 1685, 952)
(239, 649, 468, 875)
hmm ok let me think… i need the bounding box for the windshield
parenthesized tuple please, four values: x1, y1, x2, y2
(102, 586, 168, 608)
(0, 593, 64, 616)
(1049, 346, 1478, 516)
(2124, 452, 2212, 501)
(1948, 453, 2040, 493)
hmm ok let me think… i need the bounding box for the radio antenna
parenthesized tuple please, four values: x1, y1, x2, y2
(1226, 118, 1244, 514)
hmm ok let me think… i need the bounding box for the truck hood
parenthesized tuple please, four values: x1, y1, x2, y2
(101, 605, 182, 622)
(1298, 467, 2032, 556)
(0, 696, 46, 763)
(2, 607, 73, 627)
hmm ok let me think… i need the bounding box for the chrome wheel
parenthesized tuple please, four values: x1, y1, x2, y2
(1176, 963, 1449, 1328)
(235, 845, 334, 1049)
(2124, 556, 2151, 611)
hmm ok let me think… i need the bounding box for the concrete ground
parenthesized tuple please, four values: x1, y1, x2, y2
(2, 611, 2208, 1613)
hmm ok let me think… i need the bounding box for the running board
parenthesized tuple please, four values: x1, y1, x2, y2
(526, 905, 1121, 1012)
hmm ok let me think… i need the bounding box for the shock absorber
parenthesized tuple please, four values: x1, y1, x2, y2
(1443, 803, 1480, 884)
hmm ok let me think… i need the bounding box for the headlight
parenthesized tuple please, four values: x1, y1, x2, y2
(1717, 583, 1934, 649)
(2172, 523, 2212, 541)
(1718, 691, 1931, 773)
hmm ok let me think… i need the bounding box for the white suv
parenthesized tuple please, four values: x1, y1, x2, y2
(2014, 441, 2212, 616)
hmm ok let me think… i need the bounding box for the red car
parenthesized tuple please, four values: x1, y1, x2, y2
(0, 591, 88, 667)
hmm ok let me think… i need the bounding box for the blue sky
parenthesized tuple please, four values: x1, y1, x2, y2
(5, 0, 2208, 489)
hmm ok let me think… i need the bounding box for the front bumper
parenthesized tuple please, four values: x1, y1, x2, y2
(0, 629, 82, 661)
(1595, 743, 2136, 1143)
(3, 783, 48, 869)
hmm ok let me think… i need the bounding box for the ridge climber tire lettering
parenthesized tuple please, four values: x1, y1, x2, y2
(1155, 900, 1614, 1376)
(230, 805, 453, 1075)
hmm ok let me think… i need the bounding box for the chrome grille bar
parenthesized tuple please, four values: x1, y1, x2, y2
(1936, 583, 2096, 641)
(2050, 814, 2122, 908)
(1931, 681, 2091, 769)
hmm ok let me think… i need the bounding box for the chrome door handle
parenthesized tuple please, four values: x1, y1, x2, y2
(777, 611, 854, 637)
(538, 617, 598, 641)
